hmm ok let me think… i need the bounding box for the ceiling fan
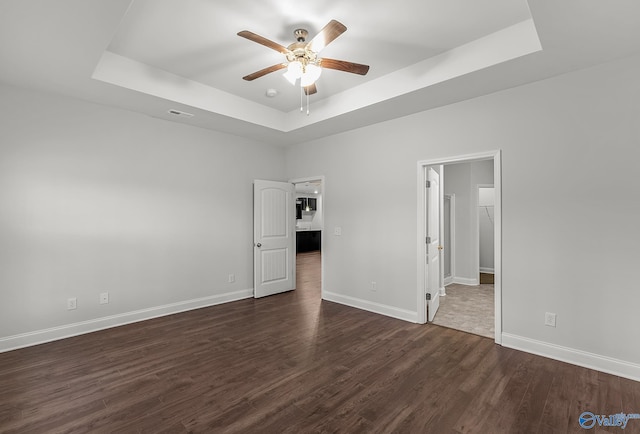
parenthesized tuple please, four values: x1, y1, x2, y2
(237, 20, 369, 96)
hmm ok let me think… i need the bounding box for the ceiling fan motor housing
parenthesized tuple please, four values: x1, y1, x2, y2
(293, 28, 308, 42)
(286, 36, 318, 68)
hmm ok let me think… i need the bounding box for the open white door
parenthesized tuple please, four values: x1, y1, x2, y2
(254, 180, 295, 298)
(426, 167, 442, 321)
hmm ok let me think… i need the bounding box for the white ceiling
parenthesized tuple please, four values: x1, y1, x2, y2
(107, 0, 531, 113)
(295, 181, 322, 195)
(1, 0, 640, 146)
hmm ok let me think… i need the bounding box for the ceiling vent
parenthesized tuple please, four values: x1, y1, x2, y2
(167, 109, 194, 118)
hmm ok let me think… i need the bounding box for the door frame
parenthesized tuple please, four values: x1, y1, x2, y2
(416, 150, 502, 344)
(289, 175, 325, 299)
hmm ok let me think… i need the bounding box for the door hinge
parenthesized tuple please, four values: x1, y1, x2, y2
(426, 180, 431, 188)
(426, 293, 431, 301)
(426, 236, 431, 244)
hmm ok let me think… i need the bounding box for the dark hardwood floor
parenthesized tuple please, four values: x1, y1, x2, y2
(1, 250, 639, 433)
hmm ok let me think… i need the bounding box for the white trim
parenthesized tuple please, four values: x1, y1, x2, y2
(324, 291, 418, 323)
(502, 333, 640, 382)
(417, 150, 502, 344)
(0, 289, 253, 353)
(452, 277, 480, 286)
(289, 175, 325, 299)
(444, 277, 454, 286)
(479, 267, 495, 274)
(416, 165, 427, 323)
(494, 153, 502, 344)
(417, 150, 502, 166)
(438, 165, 445, 300)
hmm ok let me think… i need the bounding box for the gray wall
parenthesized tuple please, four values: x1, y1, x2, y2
(0, 84, 285, 340)
(286, 53, 640, 367)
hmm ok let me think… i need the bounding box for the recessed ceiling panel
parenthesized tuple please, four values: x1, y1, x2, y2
(107, 0, 532, 112)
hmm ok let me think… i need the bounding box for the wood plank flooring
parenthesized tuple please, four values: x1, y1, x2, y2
(1, 251, 639, 433)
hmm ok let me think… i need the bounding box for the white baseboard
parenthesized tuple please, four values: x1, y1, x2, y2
(444, 276, 453, 286)
(479, 267, 495, 274)
(323, 291, 418, 323)
(452, 277, 479, 286)
(0, 288, 254, 353)
(502, 333, 640, 382)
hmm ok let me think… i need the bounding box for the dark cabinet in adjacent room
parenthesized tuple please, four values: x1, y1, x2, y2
(296, 230, 321, 252)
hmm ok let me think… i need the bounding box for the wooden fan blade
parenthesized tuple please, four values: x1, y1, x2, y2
(242, 63, 287, 81)
(307, 20, 347, 52)
(320, 58, 370, 75)
(237, 30, 290, 55)
(304, 83, 317, 95)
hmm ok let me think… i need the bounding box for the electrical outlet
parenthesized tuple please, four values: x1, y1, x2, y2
(67, 297, 77, 310)
(545, 312, 557, 327)
(334, 226, 342, 236)
(371, 281, 377, 291)
(228, 274, 235, 283)
(100, 292, 109, 304)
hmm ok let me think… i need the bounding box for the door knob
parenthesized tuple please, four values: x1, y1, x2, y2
(438, 245, 443, 251)
(256, 243, 262, 248)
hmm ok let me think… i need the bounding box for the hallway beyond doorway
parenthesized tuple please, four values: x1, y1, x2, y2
(296, 251, 321, 297)
(432, 283, 494, 338)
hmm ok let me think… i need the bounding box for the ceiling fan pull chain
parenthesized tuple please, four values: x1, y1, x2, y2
(307, 90, 310, 116)
(300, 86, 304, 112)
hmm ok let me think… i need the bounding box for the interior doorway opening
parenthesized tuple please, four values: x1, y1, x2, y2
(291, 177, 324, 299)
(417, 151, 502, 344)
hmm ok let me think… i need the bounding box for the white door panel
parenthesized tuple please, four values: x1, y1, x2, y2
(426, 167, 441, 321)
(254, 180, 295, 298)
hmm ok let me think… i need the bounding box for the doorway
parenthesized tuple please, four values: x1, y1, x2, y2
(417, 151, 502, 344)
(291, 176, 324, 299)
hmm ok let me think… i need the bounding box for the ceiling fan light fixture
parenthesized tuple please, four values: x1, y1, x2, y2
(300, 63, 322, 87)
(283, 60, 302, 85)
(288, 60, 303, 76)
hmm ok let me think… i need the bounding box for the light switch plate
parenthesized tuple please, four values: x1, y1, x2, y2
(334, 226, 342, 236)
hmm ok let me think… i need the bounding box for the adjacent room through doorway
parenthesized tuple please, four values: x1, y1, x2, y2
(293, 178, 324, 298)
(432, 160, 495, 338)
(418, 152, 501, 342)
